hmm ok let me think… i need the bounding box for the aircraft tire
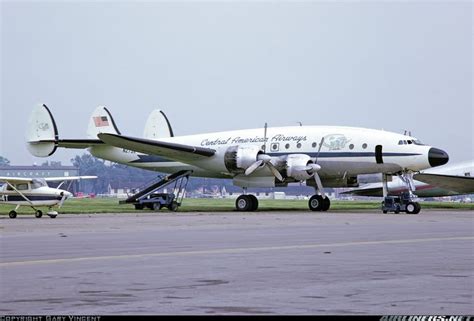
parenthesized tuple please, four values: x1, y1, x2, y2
(248, 195, 259, 211)
(322, 197, 331, 211)
(236, 195, 252, 212)
(35, 210, 43, 218)
(308, 195, 324, 211)
(9, 210, 17, 219)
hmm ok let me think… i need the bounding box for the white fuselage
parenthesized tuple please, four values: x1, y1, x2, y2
(88, 125, 442, 187)
(0, 185, 70, 207)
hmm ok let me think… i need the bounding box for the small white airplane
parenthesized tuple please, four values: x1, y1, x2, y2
(0, 176, 97, 218)
(26, 104, 449, 213)
(342, 160, 474, 198)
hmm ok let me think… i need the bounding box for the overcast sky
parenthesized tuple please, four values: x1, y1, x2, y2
(1, 1, 472, 166)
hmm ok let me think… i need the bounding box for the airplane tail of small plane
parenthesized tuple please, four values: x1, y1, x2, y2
(87, 106, 121, 139)
(143, 109, 174, 139)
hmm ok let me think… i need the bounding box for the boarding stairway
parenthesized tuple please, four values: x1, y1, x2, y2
(119, 170, 192, 211)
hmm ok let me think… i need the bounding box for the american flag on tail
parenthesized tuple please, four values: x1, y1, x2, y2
(93, 116, 109, 127)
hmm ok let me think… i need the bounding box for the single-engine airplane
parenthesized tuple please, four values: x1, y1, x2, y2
(26, 104, 449, 213)
(1, 175, 97, 218)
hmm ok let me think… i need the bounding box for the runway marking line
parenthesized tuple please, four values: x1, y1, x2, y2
(1, 236, 473, 267)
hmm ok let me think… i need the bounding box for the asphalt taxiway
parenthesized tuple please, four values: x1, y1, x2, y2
(0, 210, 473, 315)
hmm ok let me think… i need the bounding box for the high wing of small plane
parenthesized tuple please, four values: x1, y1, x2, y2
(342, 161, 474, 198)
(26, 104, 450, 214)
(0, 175, 97, 218)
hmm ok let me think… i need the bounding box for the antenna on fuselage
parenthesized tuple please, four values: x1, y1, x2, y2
(263, 122, 268, 153)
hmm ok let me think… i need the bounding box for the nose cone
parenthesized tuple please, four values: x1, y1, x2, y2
(428, 148, 449, 167)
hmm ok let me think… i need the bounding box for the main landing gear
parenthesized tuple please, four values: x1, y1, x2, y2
(7, 206, 57, 219)
(308, 195, 330, 211)
(235, 194, 259, 212)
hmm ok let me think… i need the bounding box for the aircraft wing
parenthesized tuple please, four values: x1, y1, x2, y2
(44, 176, 98, 182)
(413, 173, 474, 194)
(0, 177, 34, 184)
(340, 186, 384, 197)
(98, 133, 216, 163)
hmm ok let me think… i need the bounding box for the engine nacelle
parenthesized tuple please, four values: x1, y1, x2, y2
(224, 145, 262, 174)
(285, 154, 314, 181)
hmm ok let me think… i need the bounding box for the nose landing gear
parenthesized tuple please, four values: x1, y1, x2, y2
(381, 173, 421, 214)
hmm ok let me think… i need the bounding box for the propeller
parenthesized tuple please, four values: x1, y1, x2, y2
(308, 137, 326, 198)
(245, 154, 283, 181)
(244, 123, 284, 181)
(58, 191, 68, 208)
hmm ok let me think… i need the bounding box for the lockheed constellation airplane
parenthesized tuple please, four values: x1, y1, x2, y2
(1, 175, 97, 218)
(342, 160, 474, 198)
(26, 104, 449, 213)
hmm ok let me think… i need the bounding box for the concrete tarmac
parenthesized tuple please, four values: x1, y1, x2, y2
(0, 210, 473, 315)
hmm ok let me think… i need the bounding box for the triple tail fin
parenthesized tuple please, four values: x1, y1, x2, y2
(143, 110, 174, 139)
(26, 104, 59, 157)
(87, 106, 121, 139)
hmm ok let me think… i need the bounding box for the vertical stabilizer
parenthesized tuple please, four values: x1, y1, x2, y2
(143, 109, 174, 139)
(87, 106, 121, 139)
(26, 104, 59, 157)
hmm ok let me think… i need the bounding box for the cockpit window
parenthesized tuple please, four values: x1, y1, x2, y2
(412, 139, 424, 145)
(407, 140, 413, 144)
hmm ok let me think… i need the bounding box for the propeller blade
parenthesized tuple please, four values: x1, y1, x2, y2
(58, 193, 67, 208)
(245, 160, 264, 176)
(315, 137, 325, 163)
(313, 172, 326, 198)
(267, 162, 284, 181)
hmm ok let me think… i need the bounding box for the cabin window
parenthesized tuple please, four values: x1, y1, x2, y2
(312, 142, 317, 148)
(362, 143, 367, 149)
(16, 184, 28, 191)
(285, 143, 290, 149)
(349, 144, 354, 150)
(296, 143, 302, 149)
